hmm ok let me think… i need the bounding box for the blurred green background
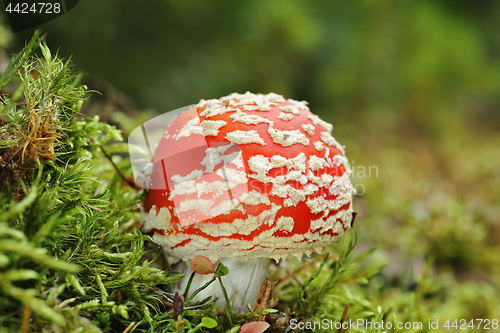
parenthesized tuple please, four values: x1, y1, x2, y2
(2, 0, 500, 330)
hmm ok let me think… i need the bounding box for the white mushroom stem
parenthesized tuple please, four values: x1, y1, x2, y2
(174, 257, 270, 313)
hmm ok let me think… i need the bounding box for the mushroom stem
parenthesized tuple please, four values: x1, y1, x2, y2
(175, 257, 270, 313)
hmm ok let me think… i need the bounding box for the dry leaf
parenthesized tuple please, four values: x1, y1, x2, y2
(252, 279, 276, 321)
(173, 292, 184, 318)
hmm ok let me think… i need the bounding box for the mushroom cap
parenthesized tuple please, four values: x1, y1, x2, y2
(142, 92, 354, 263)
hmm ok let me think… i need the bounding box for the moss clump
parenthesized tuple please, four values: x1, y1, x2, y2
(0, 32, 181, 332)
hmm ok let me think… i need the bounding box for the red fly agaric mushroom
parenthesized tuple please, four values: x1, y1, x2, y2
(141, 92, 354, 312)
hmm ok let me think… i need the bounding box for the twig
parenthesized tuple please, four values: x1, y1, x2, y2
(122, 321, 135, 333)
(166, 297, 219, 315)
(275, 257, 322, 291)
(338, 304, 349, 333)
(139, 286, 175, 303)
(100, 146, 140, 190)
(83, 203, 103, 212)
(159, 245, 174, 271)
(184, 297, 219, 310)
(20, 306, 31, 333)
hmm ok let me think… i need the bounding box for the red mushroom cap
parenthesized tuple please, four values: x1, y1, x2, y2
(142, 92, 354, 263)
